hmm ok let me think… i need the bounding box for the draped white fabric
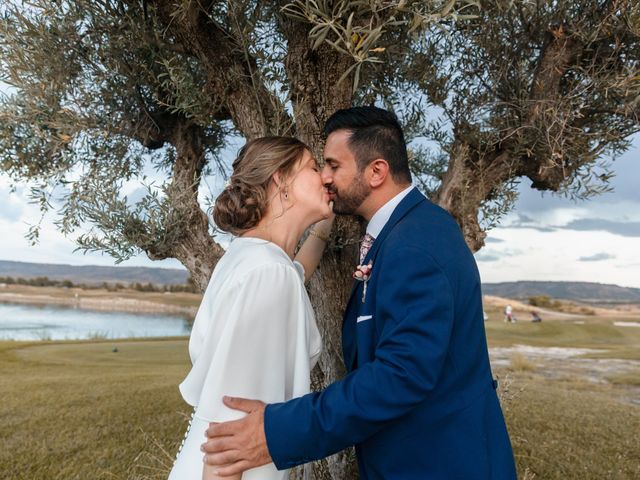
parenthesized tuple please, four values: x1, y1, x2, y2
(169, 237, 322, 480)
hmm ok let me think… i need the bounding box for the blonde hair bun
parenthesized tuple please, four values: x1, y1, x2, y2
(213, 137, 309, 236)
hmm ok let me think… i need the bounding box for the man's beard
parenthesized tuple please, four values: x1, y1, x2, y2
(331, 173, 370, 215)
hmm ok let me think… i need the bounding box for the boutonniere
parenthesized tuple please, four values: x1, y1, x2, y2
(353, 262, 373, 303)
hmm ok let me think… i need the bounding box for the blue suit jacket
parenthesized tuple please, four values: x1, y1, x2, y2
(265, 189, 516, 479)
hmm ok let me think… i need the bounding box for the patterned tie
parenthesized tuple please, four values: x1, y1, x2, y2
(359, 233, 375, 264)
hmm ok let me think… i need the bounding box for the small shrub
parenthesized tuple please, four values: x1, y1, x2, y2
(529, 295, 552, 308)
(509, 352, 535, 372)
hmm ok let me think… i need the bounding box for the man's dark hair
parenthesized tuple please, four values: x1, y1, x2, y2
(324, 106, 412, 184)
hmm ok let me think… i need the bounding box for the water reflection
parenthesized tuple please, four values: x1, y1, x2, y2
(0, 302, 192, 341)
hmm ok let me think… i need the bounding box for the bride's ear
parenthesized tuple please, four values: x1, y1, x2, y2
(271, 172, 290, 200)
(272, 172, 283, 190)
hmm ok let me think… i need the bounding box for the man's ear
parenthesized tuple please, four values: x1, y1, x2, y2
(368, 159, 390, 188)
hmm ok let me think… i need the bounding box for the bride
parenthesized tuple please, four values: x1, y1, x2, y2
(168, 136, 334, 480)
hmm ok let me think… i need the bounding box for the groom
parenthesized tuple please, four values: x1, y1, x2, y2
(202, 106, 516, 478)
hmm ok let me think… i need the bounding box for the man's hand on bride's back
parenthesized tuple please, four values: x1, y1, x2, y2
(202, 397, 271, 477)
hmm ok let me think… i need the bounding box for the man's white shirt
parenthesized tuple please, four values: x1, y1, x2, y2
(366, 185, 414, 238)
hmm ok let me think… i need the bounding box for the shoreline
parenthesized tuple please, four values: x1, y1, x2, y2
(0, 292, 198, 317)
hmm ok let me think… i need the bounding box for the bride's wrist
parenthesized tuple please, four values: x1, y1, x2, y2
(312, 218, 334, 239)
(309, 228, 330, 242)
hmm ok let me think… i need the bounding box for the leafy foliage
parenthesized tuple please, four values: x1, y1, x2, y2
(0, 0, 638, 267)
(0, 1, 226, 263)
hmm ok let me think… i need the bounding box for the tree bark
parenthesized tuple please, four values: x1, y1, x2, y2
(165, 124, 225, 291)
(433, 144, 514, 252)
(278, 12, 362, 479)
(131, 119, 225, 291)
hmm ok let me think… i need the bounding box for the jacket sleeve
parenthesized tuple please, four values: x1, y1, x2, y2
(265, 244, 455, 469)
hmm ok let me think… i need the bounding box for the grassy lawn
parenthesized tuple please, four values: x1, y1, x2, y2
(502, 373, 640, 479)
(486, 317, 640, 478)
(0, 339, 192, 480)
(485, 316, 640, 361)
(1, 316, 639, 479)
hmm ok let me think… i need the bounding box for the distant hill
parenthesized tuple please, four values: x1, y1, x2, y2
(1, 260, 638, 301)
(482, 281, 640, 303)
(0, 260, 189, 286)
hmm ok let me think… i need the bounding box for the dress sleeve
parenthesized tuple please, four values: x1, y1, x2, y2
(292, 260, 306, 281)
(188, 262, 313, 423)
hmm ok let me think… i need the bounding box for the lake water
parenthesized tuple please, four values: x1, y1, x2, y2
(0, 303, 192, 341)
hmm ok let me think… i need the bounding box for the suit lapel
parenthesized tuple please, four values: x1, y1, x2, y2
(345, 188, 426, 308)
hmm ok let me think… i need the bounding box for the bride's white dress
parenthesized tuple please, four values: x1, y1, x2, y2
(169, 237, 322, 480)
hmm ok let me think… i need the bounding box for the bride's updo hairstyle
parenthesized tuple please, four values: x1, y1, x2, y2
(213, 136, 309, 236)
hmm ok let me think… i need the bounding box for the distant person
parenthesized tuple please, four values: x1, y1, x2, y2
(504, 304, 514, 323)
(168, 137, 334, 480)
(531, 311, 542, 323)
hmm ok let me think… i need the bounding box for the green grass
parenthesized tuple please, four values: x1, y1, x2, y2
(0, 339, 192, 480)
(606, 371, 640, 387)
(485, 317, 640, 356)
(501, 373, 640, 479)
(508, 352, 536, 372)
(485, 317, 640, 478)
(1, 316, 640, 479)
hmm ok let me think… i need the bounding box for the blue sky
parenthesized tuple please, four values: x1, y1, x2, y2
(0, 82, 638, 288)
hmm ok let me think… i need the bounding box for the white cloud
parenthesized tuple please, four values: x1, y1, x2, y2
(0, 176, 184, 269)
(485, 237, 505, 244)
(563, 218, 640, 237)
(477, 227, 640, 288)
(478, 135, 640, 289)
(0, 181, 25, 222)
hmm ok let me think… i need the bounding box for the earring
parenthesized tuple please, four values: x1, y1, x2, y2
(284, 188, 288, 200)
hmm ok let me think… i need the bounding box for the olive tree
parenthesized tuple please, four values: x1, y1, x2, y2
(1, 1, 638, 477)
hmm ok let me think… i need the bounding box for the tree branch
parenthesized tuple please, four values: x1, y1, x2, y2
(141, 122, 225, 290)
(435, 23, 585, 250)
(149, 0, 289, 138)
(276, 6, 354, 154)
